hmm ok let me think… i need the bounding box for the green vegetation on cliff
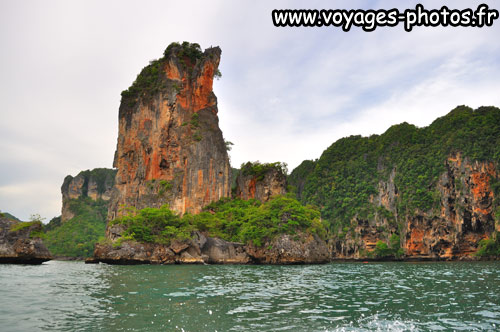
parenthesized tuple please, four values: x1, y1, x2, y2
(7, 214, 45, 238)
(372, 235, 404, 259)
(189, 195, 327, 246)
(44, 197, 107, 257)
(120, 41, 209, 109)
(240, 161, 288, 181)
(110, 205, 192, 245)
(10, 220, 42, 233)
(0, 211, 21, 222)
(110, 195, 328, 247)
(476, 234, 500, 257)
(289, 106, 500, 235)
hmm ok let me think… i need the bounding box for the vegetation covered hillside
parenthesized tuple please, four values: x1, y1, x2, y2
(44, 198, 108, 257)
(44, 168, 116, 258)
(289, 106, 500, 245)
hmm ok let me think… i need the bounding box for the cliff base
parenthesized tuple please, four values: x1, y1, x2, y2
(91, 231, 330, 265)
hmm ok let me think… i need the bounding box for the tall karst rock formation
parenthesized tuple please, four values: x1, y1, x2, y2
(108, 42, 231, 219)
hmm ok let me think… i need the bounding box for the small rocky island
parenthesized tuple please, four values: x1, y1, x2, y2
(0, 217, 52, 264)
(88, 42, 330, 264)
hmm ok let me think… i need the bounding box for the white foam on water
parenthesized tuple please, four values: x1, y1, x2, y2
(326, 313, 419, 332)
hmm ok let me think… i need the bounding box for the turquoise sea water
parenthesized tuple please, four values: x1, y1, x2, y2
(0, 261, 499, 331)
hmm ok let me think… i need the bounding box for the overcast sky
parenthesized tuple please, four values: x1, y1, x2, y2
(1, 0, 499, 221)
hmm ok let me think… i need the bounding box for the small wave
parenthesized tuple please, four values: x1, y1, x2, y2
(327, 314, 419, 332)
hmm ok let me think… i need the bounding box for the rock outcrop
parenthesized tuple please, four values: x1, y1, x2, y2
(0, 218, 52, 264)
(91, 231, 252, 265)
(90, 230, 329, 265)
(245, 232, 330, 264)
(332, 153, 497, 260)
(108, 42, 230, 219)
(235, 162, 287, 202)
(61, 168, 116, 221)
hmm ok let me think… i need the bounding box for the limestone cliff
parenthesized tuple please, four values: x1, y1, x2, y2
(109, 42, 231, 219)
(332, 153, 498, 260)
(404, 153, 496, 259)
(290, 106, 500, 260)
(61, 168, 116, 221)
(235, 162, 287, 202)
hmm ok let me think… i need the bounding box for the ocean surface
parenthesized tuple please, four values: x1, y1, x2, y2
(0, 261, 499, 331)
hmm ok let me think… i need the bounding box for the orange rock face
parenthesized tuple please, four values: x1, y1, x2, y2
(406, 227, 425, 255)
(470, 165, 495, 215)
(108, 44, 230, 219)
(403, 153, 496, 259)
(333, 153, 497, 260)
(235, 168, 287, 202)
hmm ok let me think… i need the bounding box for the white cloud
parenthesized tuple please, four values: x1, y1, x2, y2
(346, 57, 500, 136)
(0, 181, 60, 221)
